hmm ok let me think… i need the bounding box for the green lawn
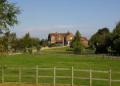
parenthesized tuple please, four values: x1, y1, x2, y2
(0, 48, 120, 86)
(0, 52, 120, 70)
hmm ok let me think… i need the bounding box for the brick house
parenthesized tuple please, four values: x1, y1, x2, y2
(48, 32, 73, 46)
(80, 37, 89, 47)
(48, 32, 88, 47)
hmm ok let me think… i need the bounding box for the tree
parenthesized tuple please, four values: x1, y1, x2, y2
(0, 0, 20, 30)
(111, 22, 120, 54)
(0, 0, 20, 54)
(19, 33, 42, 53)
(89, 28, 111, 54)
(22, 33, 32, 49)
(2, 32, 10, 51)
(40, 39, 48, 47)
(0, 32, 17, 52)
(0, 31, 41, 53)
(71, 30, 84, 54)
(10, 33, 18, 52)
(113, 22, 120, 36)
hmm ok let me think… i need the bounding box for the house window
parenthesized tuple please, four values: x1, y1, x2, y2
(51, 36, 55, 40)
(70, 37, 73, 40)
(58, 37, 61, 40)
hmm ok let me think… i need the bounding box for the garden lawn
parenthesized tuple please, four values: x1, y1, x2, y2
(0, 51, 120, 70)
(0, 48, 120, 86)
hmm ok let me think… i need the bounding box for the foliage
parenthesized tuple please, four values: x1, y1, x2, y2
(0, 0, 20, 30)
(0, 32, 42, 54)
(113, 22, 120, 36)
(22, 33, 32, 48)
(0, 0, 20, 53)
(111, 22, 120, 54)
(40, 39, 48, 47)
(89, 28, 111, 54)
(71, 30, 84, 54)
(20, 33, 41, 53)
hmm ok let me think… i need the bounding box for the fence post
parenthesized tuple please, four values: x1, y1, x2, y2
(19, 66, 22, 84)
(109, 69, 112, 86)
(54, 67, 56, 86)
(1, 66, 4, 83)
(36, 65, 39, 85)
(90, 69, 92, 86)
(72, 67, 74, 86)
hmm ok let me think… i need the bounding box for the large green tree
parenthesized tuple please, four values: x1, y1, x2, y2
(71, 30, 84, 54)
(89, 28, 111, 54)
(0, 0, 20, 30)
(111, 22, 120, 54)
(0, 0, 20, 53)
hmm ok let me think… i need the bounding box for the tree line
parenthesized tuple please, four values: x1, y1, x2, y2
(70, 22, 120, 55)
(0, 32, 48, 54)
(89, 22, 120, 55)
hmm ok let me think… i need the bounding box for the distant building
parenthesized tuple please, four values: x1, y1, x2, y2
(48, 32, 73, 46)
(80, 37, 89, 47)
(48, 32, 88, 47)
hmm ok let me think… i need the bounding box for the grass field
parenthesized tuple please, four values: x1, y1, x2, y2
(0, 50, 120, 70)
(0, 47, 120, 86)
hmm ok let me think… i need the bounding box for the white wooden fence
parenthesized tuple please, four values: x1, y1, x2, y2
(0, 66, 120, 86)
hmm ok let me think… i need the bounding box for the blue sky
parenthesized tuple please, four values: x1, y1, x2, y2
(10, 0, 120, 39)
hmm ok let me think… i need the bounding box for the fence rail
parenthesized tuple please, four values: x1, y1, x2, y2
(0, 66, 120, 86)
